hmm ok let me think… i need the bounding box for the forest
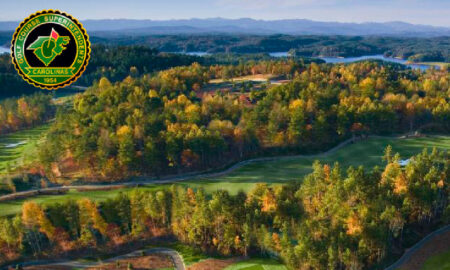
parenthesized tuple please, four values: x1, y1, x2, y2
(0, 93, 53, 135)
(0, 46, 204, 99)
(38, 60, 450, 181)
(77, 45, 205, 85)
(1, 36, 448, 99)
(0, 147, 448, 269)
(0, 55, 38, 99)
(0, 0, 449, 267)
(0, 44, 448, 269)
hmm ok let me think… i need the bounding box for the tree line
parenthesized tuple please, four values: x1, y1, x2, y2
(90, 34, 450, 63)
(39, 60, 449, 181)
(77, 45, 206, 86)
(0, 55, 38, 99)
(0, 148, 448, 269)
(0, 93, 54, 135)
(0, 46, 204, 99)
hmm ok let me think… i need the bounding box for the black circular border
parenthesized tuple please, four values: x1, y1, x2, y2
(11, 10, 91, 90)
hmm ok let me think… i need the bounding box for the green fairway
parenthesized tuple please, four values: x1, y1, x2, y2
(421, 250, 450, 270)
(0, 135, 448, 217)
(185, 135, 450, 194)
(0, 185, 166, 217)
(223, 258, 287, 270)
(0, 124, 50, 174)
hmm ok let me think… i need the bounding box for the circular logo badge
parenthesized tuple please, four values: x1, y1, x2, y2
(11, 10, 90, 89)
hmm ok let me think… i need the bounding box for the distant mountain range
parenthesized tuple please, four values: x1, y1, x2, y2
(0, 18, 449, 37)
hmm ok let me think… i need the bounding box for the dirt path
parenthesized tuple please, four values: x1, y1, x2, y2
(3, 248, 185, 270)
(385, 224, 450, 270)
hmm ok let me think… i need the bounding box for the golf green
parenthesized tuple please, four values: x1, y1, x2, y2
(223, 258, 288, 270)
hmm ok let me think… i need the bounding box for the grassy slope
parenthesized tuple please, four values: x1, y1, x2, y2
(0, 91, 78, 185)
(421, 250, 450, 270)
(223, 258, 288, 270)
(149, 242, 210, 265)
(0, 124, 50, 174)
(181, 135, 450, 194)
(0, 135, 448, 217)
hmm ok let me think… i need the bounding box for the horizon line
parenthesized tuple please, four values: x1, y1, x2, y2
(0, 17, 448, 28)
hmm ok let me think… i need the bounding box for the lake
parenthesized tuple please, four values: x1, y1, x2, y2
(269, 52, 438, 71)
(1, 46, 438, 71)
(0, 47, 9, 54)
(175, 51, 210, 56)
(268, 52, 290, 58)
(319, 55, 438, 71)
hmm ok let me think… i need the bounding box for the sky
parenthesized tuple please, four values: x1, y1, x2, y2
(0, 0, 449, 27)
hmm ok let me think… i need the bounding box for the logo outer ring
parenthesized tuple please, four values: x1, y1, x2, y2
(11, 9, 91, 90)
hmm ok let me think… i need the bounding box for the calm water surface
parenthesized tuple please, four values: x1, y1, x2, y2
(0, 47, 9, 54)
(269, 52, 438, 71)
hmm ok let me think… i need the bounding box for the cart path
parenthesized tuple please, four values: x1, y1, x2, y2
(385, 224, 450, 270)
(2, 248, 185, 270)
(0, 133, 430, 203)
(0, 136, 357, 202)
